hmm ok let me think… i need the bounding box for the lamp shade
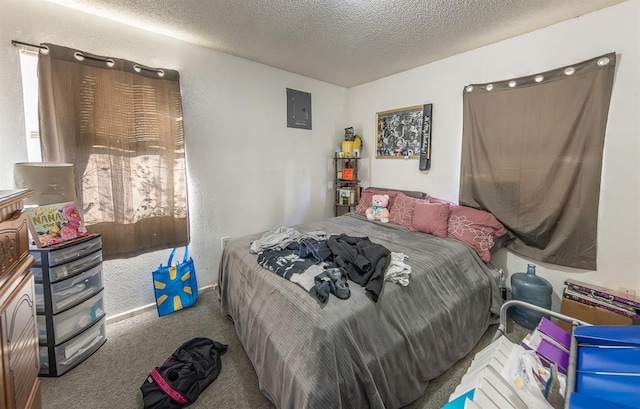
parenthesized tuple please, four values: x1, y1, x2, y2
(14, 162, 77, 206)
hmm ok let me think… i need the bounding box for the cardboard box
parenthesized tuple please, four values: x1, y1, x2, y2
(565, 279, 640, 319)
(558, 297, 639, 332)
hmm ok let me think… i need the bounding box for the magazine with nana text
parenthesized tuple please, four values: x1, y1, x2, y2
(27, 202, 88, 248)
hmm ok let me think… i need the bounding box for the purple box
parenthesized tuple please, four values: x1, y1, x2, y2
(537, 317, 571, 350)
(537, 338, 569, 374)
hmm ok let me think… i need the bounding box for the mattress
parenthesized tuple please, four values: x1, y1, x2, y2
(218, 213, 502, 409)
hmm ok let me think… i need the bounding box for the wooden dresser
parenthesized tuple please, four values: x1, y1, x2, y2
(0, 190, 41, 409)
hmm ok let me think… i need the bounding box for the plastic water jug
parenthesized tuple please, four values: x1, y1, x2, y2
(509, 264, 553, 330)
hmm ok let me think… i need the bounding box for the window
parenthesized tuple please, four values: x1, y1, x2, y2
(24, 43, 189, 259)
(18, 50, 41, 162)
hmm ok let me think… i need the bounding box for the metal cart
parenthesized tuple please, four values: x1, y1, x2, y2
(492, 300, 592, 409)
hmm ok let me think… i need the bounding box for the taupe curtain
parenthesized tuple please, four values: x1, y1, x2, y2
(38, 43, 189, 259)
(460, 53, 615, 270)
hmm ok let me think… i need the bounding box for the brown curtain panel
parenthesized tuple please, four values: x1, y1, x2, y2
(460, 53, 615, 270)
(38, 43, 189, 259)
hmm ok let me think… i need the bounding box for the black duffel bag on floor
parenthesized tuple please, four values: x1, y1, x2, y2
(140, 337, 228, 408)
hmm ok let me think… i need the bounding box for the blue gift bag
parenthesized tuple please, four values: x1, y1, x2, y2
(153, 246, 198, 316)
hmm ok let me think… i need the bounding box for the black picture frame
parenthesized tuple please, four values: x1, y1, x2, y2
(419, 103, 433, 170)
(375, 105, 424, 158)
(286, 88, 312, 130)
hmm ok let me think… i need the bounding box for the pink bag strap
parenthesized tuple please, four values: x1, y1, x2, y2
(150, 368, 189, 404)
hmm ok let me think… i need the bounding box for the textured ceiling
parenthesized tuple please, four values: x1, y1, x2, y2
(49, 0, 626, 87)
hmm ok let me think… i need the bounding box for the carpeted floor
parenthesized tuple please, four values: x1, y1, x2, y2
(40, 288, 527, 409)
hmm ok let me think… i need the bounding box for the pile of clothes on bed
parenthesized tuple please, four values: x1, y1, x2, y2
(250, 226, 410, 303)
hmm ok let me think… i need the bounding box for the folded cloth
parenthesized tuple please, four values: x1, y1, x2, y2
(384, 252, 411, 286)
(250, 226, 330, 253)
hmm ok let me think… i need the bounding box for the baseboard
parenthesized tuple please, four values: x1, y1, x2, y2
(106, 284, 214, 324)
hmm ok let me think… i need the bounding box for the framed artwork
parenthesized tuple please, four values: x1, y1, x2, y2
(375, 104, 432, 160)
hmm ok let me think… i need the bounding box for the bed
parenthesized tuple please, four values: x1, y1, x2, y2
(218, 212, 503, 409)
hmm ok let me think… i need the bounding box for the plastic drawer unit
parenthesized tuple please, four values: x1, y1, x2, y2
(35, 263, 103, 314)
(39, 317, 107, 377)
(37, 290, 105, 345)
(31, 234, 107, 376)
(32, 235, 102, 282)
(31, 234, 102, 271)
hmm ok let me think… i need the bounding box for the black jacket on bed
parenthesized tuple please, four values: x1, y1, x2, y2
(327, 234, 391, 302)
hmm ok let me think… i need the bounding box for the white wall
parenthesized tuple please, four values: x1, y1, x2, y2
(0, 0, 347, 316)
(2, 0, 638, 317)
(348, 0, 640, 310)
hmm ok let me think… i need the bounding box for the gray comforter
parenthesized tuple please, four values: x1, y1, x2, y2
(218, 213, 502, 409)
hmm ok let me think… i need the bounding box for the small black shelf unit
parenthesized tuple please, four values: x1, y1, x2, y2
(333, 156, 361, 216)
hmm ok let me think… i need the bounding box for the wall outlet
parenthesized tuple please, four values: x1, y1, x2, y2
(619, 287, 637, 298)
(220, 236, 231, 250)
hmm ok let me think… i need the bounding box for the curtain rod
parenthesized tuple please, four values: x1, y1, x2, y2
(10, 39, 166, 75)
(11, 40, 45, 49)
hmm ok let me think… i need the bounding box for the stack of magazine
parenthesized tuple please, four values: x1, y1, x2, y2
(444, 318, 571, 409)
(563, 279, 640, 320)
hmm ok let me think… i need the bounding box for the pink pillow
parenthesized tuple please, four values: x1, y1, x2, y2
(388, 193, 419, 228)
(410, 202, 451, 237)
(356, 188, 400, 215)
(355, 190, 374, 215)
(425, 196, 454, 205)
(447, 205, 507, 263)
